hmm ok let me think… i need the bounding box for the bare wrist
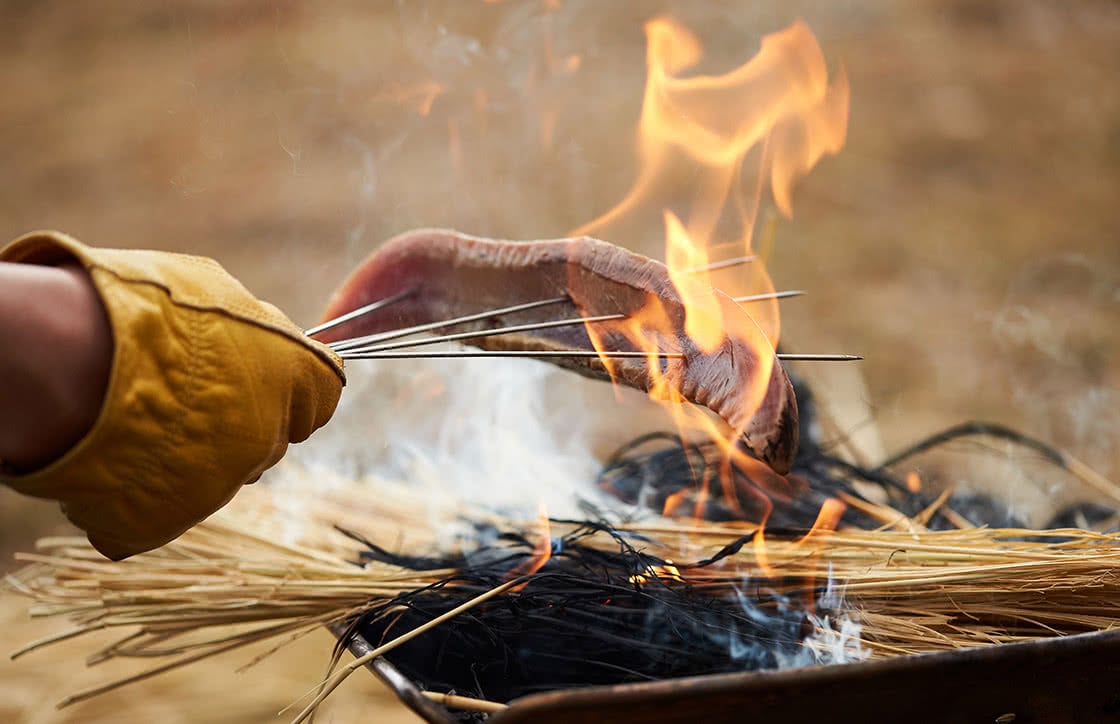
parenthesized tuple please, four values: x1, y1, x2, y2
(0, 261, 112, 470)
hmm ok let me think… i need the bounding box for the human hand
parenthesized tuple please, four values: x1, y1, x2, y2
(0, 231, 344, 559)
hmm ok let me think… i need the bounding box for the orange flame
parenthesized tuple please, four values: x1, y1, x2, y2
(506, 505, 552, 591)
(753, 527, 774, 578)
(629, 559, 686, 587)
(664, 210, 726, 353)
(572, 17, 848, 527)
(661, 486, 694, 518)
(799, 497, 847, 543)
(791, 497, 847, 611)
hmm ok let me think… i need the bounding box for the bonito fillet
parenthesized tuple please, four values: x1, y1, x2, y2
(321, 229, 798, 473)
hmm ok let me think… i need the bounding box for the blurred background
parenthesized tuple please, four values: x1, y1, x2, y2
(1, 0, 1117, 720)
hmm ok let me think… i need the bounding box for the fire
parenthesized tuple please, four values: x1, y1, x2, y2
(661, 486, 695, 519)
(664, 211, 726, 353)
(382, 14, 850, 581)
(791, 497, 847, 610)
(506, 505, 552, 591)
(573, 17, 848, 526)
(799, 497, 847, 542)
(628, 559, 686, 587)
(753, 527, 774, 578)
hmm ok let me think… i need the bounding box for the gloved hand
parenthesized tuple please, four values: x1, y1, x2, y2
(0, 231, 344, 559)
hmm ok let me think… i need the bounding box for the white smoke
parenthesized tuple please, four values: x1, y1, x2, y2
(796, 613, 868, 667)
(268, 349, 871, 671)
(796, 566, 868, 666)
(273, 348, 675, 523)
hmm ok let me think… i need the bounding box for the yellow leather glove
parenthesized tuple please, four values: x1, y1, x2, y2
(0, 231, 344, 559)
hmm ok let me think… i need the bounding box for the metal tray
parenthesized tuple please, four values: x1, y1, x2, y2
(340, 627, 1120, 724)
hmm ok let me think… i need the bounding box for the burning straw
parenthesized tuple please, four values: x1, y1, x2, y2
(7, 473, 1120, 716)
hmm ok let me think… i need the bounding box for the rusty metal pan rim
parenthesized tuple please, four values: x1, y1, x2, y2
(492, 627, 1120, 723)
(337, 625, 1120, 723)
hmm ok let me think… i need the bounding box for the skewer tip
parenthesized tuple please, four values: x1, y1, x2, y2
(777, 353, 863, 362)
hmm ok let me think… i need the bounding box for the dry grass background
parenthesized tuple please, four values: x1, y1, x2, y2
(1, 0, 1118, 721)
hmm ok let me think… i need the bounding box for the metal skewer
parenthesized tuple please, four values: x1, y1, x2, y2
(776, 354, 862, 361)
(331, 289, 803, 354)
(732, 289, 805, 303)
(339, 349, 686, 360)
(311, 252, 757, 342)
(312, 254, 756, 342)
(312, 283, 855, 362)
(339, 349, 859, 362)
(304, 289, 415, 337)
(342, 312, 626, 354)
(329, 296, 571, 352)
(311, 252, 768, 347)
(686, 254, 756, 274)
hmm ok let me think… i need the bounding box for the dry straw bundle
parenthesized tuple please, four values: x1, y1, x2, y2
(625, 519, 1120, 655)
(7, 472, 1120, 718)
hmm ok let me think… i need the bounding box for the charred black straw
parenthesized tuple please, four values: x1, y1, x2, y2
(340, 522, 829, 711)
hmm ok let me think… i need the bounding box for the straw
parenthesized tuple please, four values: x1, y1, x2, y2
(7, 479, 1120, 714)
